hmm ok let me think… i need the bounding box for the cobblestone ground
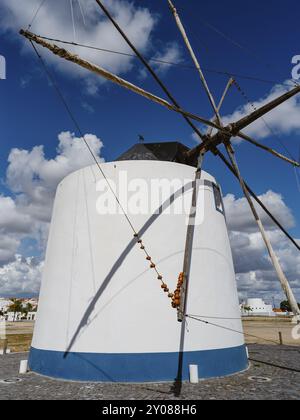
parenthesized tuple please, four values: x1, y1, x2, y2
(0, 345, 299, 400)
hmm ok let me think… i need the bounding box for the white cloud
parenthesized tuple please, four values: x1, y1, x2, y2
(192, 80, 300, 142)
(7, 131, 104, 225)
(222, 80, 300, 140)
(0, 131, 104, 293)
(224, 190, 294, 234)
(0, 235, 20, 265)
(0, 196, 31, 234)
(0, 255, 43, 297)
(0, 0, 158, 94)
(8, 130, 103, 223)
(151, 42, 182, 75)
(224, 192, 300, 303)
(82, 101, 95, 114)
(139, 42, 182, 80)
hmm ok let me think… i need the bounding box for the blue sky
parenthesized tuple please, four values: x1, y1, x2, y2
(0, 0, 300, 301)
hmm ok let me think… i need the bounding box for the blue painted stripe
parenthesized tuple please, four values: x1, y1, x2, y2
(29, 345, 248, 382)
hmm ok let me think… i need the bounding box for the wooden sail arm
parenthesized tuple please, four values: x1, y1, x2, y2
(231, 85, 300, 134)
(20, 29, 224, 134)
(238, 132, 300, 167)
(167, 0, 222, 126)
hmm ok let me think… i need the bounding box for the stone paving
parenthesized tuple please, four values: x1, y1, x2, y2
(0, 345, 299, 400)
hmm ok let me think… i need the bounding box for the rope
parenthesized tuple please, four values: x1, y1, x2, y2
(31, 34, 297, 88)
(186, 314, 281, 345)
(195, 18, 272, 72)
(69, 0, 76, 43)
(190, 12, 299, 88)
(232, 79, 297, 162)
(233, 79, 300, 206)
(188, 314, 243, 320)
(21, 30, 223, 134)
(27, 0, 48, 30)
(294, 166, 300, 194)
(217, 150, 300, 252)
(77, 0, 86, 26)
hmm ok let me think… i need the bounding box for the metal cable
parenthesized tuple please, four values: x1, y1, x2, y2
(217, 150, 300, 252)
(186, 314, 281, 345)
(32, 34, 296, 88)
(233, 79, 297, 162)
(294, 166, 300, 194)
(69, 0, 76, 42)
(27, 0, 48, 30)
(188, 314, 242, 320)
(188, 11, 299, 88)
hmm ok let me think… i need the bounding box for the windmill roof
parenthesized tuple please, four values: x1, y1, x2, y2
(116, 142, 192, 165)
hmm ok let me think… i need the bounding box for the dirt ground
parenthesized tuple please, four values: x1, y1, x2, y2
(0, 319, 299, 352)
(0, 322, 34, 353)
(243, 317, 300, 346)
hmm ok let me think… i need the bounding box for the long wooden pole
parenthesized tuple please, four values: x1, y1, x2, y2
(217, 151, 300, 252)
(178, 79, 235, 322)
(20, 29, 225, 133)
(225, 142, 300, 319)
(168, 0, 222, 125)
(178, 151, 206, 322)
(238, 132, 300, 167)
(232, 85, 300, 134)
(167, 4, 231, 321)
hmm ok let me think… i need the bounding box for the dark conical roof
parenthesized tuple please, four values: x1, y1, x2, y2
(116, 142, 192, 165)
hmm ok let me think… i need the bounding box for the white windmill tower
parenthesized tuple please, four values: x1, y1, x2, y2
(20, 0, 300, 382)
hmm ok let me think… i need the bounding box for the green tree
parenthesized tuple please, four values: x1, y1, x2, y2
(8, 299, 23, 314)
(24, 303, 33, 314)
(280, 300, 300, 312)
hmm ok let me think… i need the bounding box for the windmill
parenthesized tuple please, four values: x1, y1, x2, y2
(20, 0, 300, 323)
(19, 0, 300, 383)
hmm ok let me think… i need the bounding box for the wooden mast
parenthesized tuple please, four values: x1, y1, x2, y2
(178, 79, 234, 322)
(167, 0, 222, 125)
(178, 151, 205, 322)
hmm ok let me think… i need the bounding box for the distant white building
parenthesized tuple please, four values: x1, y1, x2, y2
(0, 299, 13, 313)
(241, 298, 274, 317)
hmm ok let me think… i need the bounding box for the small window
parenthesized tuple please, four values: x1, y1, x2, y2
(213, 184, 225, 215)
